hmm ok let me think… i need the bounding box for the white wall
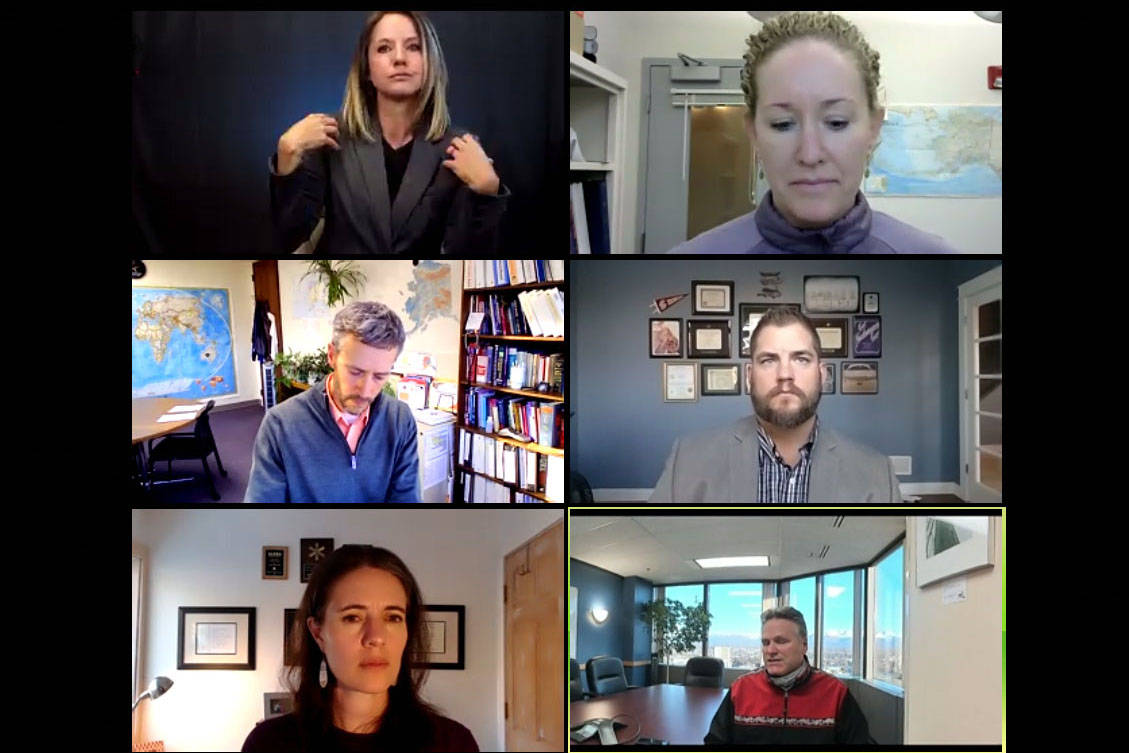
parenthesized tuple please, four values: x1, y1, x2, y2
(903, 515, 1003, 744)
(132, 508, 561, 752)
(583, 10, 1003, 252)
(277, 260, 463, 382)
(132, 260, 260, 407)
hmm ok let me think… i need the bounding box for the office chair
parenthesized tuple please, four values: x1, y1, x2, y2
(585, 655, 629, 696)
(147, 400, 226, 500)
(570, 658, 587, 702)
(684, 656, 724, 688)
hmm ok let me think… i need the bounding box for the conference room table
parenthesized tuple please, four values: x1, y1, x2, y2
(570, 684, 728, 746)
(131, 398, 204, 491)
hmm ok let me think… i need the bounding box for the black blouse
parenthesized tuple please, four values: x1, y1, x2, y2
(241, 712, 479, 753)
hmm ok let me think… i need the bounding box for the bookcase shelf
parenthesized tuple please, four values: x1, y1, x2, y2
(570, 50, 627, 253)
(456, 260, 565, 503)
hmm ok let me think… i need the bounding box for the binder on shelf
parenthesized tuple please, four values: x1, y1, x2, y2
(570, 182, 591, 254)
(582, 177, 611, 254)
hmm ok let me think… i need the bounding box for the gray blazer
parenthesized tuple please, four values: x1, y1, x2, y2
(270, 120, 508, 255)
(649, 417, 901, 503)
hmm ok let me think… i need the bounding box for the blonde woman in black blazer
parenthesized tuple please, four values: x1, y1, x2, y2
(269, 11, 507, 255)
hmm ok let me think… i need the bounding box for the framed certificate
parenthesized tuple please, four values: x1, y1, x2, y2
(178, 607, 256, 670)
(662, 362, 698, 402)
(262, 546, 288, 580)
(701, 364, 741, 395)
(686, 319, 731, 358)
(691, 280, 734, 315)
(804, 276, 860, 313)
(809, 318, 848, 358)
(738, 302, 801, 357)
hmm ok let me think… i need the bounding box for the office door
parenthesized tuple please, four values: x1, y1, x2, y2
(958, 266, 1002, 502)
(640, 59, 762, 253)
(504, 519, 564, 751)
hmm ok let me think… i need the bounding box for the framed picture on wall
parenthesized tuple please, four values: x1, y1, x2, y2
(649, 318, 683, 358)
(809, 318, 849, 358)
(662, 362, 698, 402)
(739, 302, 801, 357)
(701, 364, 741, 395)
(262, 546, 288, 580)
(300, 538, 334, 583)
(804, 276, 860, 313)
(691, 280, 734, 315)
(686, 320, 731, 358)
(283, 608, 300, 667)
(841, 362, 878, 394)
(420, 605, 465, 669)
(863, 292, 880, 314)
(264, 692, 293, 720)
(821, 363, 836, 394)
(853, 316, 882, 357)
(915, 517, 996, 587)
(177, 607, 256, 670)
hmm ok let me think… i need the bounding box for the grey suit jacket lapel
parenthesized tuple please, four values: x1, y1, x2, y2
(809, 426, 841, 502)
(390, 134, 444, 244)
(728, 417, 760, 503)
(348, 137, 393, 251)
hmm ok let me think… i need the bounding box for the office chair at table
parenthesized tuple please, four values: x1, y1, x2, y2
(585, 655, 633, 696)
(147, 400, 226, 500)
(570, 658, 588, 701)
(684, 656, 724, 688)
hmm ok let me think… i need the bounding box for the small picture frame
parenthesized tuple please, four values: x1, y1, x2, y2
(686, 319, 731, 358)
(853, 316, 882, 358)
(809, 317, 849, 358)
(649, 318, 683, 358)
(691, 280, 734, 315)
(804, 276, 860, 313)
(821, 362, 836, 394)
(662, 362, 698, 402)
(916, 517, 996, 587)
(841, 361, 878, 394)
(863, 292, 880, 314)
(264, 692, 294, 720)
(262, 546, 288, 580)
(283, 608, 300, 667)
(701, 363, 741, 395)
(421, 605, 465, 670)
(738, 302, 801, 358)
(300, 538, 334, 583)
(178, 607, 256, 670)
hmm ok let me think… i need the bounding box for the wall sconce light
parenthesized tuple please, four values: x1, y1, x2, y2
(589, 607, 609, 624)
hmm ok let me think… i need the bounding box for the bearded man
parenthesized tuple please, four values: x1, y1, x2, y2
(649, 307, 900, 503)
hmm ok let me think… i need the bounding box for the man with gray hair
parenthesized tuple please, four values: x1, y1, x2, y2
(704, 606, 873, 744)
(245, 301, 420, 502)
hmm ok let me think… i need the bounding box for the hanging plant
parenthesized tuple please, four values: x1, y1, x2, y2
(301, 260, 368, 308)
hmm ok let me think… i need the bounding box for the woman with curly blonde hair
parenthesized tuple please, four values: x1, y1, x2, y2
(270, 11, 507, 255)
(670, 11, 958, 253)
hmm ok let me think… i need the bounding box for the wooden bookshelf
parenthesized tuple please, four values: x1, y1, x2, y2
(456, 260, 565, 503)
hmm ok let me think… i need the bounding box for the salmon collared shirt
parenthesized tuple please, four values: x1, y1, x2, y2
(325, 373, 371, 455)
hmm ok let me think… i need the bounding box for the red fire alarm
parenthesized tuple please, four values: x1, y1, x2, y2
(988, 66, 1002, 90)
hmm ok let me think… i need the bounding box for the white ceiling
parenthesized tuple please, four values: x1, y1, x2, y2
(569, 516, 905, 584)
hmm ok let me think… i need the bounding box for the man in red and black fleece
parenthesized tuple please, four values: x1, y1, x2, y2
(704, 607, 874, 745)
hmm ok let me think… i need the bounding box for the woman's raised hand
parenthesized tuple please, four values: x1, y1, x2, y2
(441, 133, 500, 195)
(276, 114, 341, 175)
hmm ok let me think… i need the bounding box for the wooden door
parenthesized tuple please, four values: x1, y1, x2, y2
(504, 519, 564, 751)
(251, 259, 283, 354)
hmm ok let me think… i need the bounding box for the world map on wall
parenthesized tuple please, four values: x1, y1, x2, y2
(865, 105, 1002, 197)
(402, 260, 454, 335)
(132, 287, 236, 398)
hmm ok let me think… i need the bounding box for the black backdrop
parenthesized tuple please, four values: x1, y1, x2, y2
(132, 11, 565, 256)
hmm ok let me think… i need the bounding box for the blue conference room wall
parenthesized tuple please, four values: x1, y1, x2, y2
(570, 258, 1000, 491)
(571, 558, 653, 689)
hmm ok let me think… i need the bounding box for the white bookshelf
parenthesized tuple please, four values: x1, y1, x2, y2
(569, 50, 627, 253)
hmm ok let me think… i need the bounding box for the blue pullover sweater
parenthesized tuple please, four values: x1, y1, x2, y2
(244, 379, 420, 503)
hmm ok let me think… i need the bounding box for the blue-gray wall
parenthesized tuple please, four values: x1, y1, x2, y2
(571, 558, 653, 689)
(570, 258, 1000, 489)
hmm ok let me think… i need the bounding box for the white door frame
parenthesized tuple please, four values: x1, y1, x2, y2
(957, 266, 1003, 502)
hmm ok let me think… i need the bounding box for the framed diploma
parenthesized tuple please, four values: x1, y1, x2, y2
(262, 546, 288, 580)
(691, 280, 734, 315)
(662, 362, 698, 402)
(809, 317, 848, 358)
(701, 363, 741, 395)
(686, 319, 731, 358)
(804, 276, 860, 313)
(177, 607, 256, 670)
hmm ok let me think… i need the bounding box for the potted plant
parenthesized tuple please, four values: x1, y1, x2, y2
(640, 598, 713, 684)
(301, 260, 368, 308)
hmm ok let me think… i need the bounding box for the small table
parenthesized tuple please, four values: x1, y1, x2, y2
(131, 398, 204, 491)
(570, 684, 727, 746)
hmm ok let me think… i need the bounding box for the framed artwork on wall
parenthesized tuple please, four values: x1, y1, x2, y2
(662, 362, 698, 403)
(852, 316, 882, 357)
(691, 280, 734, 315)
(841, 362, 878, 394)
(809, 318, 849, 358)
(420, 605, 465, 669)
(283, 608, 300, 667)
(177, 607, 256, 670)
(821, 363, 836, 394)
(262, 546, 288, 580)
(649, 318, 683, 358)
(686, 320, 731, 358)
(804, 276, 860, 313)
(300, 538, 334, 583)
(264, 692, 293, 720)
(738, 302, 801, 357)
(863, 292, 880, 314)
(915, 517, 996, 587)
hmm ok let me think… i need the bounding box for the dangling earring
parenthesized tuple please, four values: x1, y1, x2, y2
(319, 658, 328, 688)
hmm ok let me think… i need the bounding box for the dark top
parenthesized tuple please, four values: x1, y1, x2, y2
(383, 138, 413, 203)
(241, 712, 479, 753)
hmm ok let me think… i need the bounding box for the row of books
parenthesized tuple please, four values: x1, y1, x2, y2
(466, 343, 564, 395)
(570, 177, 610, 254)
(467, 288, 564, 338)
(463, 259, 565, 289)
(464, 388, 564, 449)
(457, 471, 557, 503)
(458, 431, 564, 503)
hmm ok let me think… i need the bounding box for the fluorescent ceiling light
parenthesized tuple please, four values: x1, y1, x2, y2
(695, 556, 769, 568)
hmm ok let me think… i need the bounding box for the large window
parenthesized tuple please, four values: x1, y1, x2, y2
(707, 583, 764, 668)
(821, 571, 855, 676)
(663, 584, 703, 666)
(872, 545, 904, 686)
(786, 576, 816, 634)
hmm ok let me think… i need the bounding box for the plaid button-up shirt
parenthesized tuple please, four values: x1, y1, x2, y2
(756, 419, 819, 503)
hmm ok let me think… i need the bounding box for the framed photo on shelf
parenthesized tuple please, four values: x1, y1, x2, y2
(177, 607, 256, 670)
(809, 318, 849, 358)
(262, 546, 288, 580)
(300, 538, 334, 583)
(264, 692, 294, 720)
(421, 605, 465, 669)
(691, 280, 734, 315)
(649, 318, 683, 358)
(853, 316, 882, 357)
(863, 292, 880, 314)
(662, 362, 698, 402)
(915, 517, 996, 587)
(738, 302, 801, 357)
(841, 361, 878, 394)
(701, 363, 741, 395)
(686, 319, 731, 358)
(821, 363, 836, 394)
(804, 276, 860, 313)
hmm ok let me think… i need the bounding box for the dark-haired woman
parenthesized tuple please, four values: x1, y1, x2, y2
(270, 11, 507, 255)
(242, 545, 478, 752)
